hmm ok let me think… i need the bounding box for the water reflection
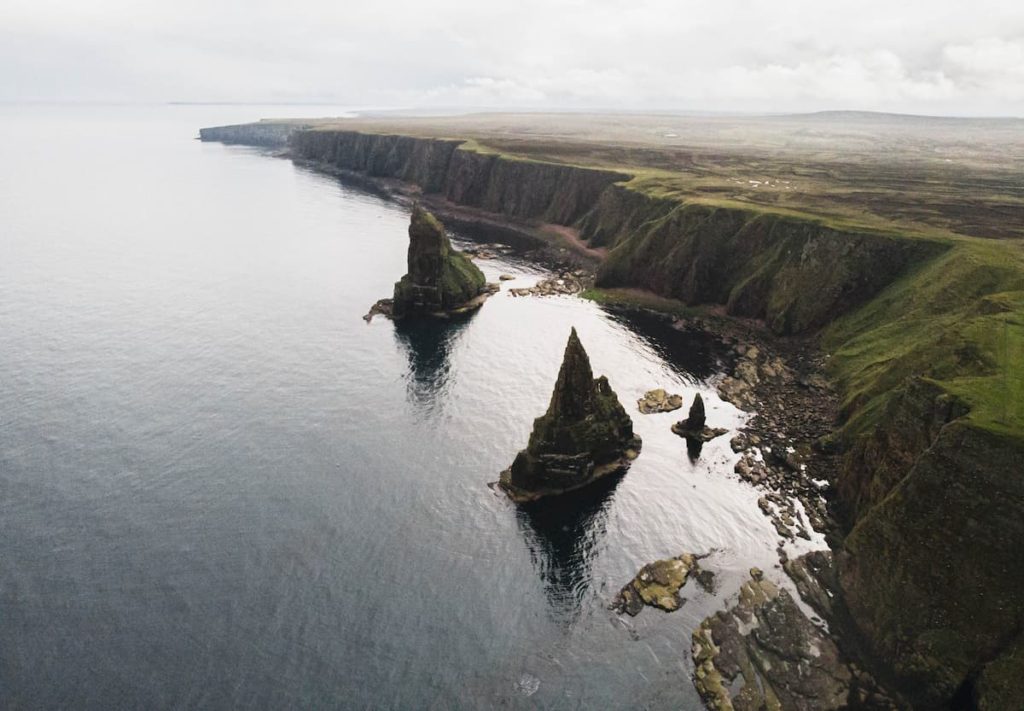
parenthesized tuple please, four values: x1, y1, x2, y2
(514, 474, 622, 623)
(685, 436, 704, 461)
(601, 307, 725, 382)
(392, 314, 475, 410)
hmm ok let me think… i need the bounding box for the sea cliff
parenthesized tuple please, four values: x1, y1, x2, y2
(201, 121, 1024, 708)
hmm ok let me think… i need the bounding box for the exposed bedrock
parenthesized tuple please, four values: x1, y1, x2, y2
(637, 388, 683, 414)
(498, 328, 641, 503)
(692, 568, 859, 711)
(612, 552, 711, 616)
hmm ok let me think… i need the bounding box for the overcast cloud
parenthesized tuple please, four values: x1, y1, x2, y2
(2, 0, 1022, 115)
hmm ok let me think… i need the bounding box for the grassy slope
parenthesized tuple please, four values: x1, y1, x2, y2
(826, 238, 1024, 440)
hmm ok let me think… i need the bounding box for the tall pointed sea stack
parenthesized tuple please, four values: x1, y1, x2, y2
(499, 328, 642, 503)
(391, 205, 488, 319)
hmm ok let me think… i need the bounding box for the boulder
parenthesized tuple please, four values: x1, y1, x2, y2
(637, 388, 683, 414)
(498, 328, 641, 502)
(612, 553, 701, 616)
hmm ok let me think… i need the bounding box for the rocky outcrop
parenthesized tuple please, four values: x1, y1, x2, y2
(498, 328, 641, 503)
(612, 553, 707, 616)
(637, 388, 683, 414)
(390, 206, 490, 319)
(671, 393, 727, 442)
(692, 569, 858, 711)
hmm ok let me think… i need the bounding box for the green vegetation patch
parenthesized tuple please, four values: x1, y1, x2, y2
(826, 240, 1024, 439)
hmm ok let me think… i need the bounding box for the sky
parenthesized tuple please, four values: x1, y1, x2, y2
(2, 0, 1023, 115)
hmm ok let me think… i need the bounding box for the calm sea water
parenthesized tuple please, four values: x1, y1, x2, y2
(0, 105, 814, 709)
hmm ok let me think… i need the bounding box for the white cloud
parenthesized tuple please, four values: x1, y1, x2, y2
(0, 0, 1022, 114)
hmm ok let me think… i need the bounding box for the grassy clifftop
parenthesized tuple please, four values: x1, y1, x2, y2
(828, 238, 1024, 439)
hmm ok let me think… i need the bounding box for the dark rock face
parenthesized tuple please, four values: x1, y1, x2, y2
(391, 206, 488, 318)
(288, 129, 629, 225)
(671, 393, 727, 443)
(678, 393, 706, 430)
(592, 194, 947, 336)
(499, 328, 641, 502)
(837, 417, 1024, 709)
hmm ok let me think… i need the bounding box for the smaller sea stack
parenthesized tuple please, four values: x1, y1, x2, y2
(672, 393, 727, 443)
(391, 205, 490, 318)
(499, 328, 642, 502)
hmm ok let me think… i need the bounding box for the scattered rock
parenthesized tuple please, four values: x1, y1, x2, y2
(637, 388, 683, 414)
(717, 375, 757, 411)
(498, 273, 516, 281)
(498, 328, 642, 503)
(612, 553, 701, 616)
(506, 271, 587, 297)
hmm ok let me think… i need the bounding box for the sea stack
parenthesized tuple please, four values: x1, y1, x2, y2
(499, 328, 642, 503)
(391, 205, 490, 318)
(672, 393, 727, 442)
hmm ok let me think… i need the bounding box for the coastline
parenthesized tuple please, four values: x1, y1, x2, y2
(273, 131, 887, 704)
(199, 120, 1024, 709)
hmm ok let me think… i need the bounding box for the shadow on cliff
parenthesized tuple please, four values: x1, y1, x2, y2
(392, 313, 476, 412)
(514, 473, 622, 625)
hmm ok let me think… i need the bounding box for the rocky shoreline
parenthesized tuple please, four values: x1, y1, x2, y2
(202, 128, 917, 709)
(307, 155, 886, 709)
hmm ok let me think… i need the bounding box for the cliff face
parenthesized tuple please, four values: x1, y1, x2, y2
(202, 121, 1024, 707)
(499, 328, 641, 502)
(837, 419, 1024, 709)
(288, 129, 944, 337)
(289, 129, 629, 225)
(586, 186, 948, 335)
(823, 243, 1024, 708)
(198, 122, 306, 147)
(392, 206, 486, 318)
